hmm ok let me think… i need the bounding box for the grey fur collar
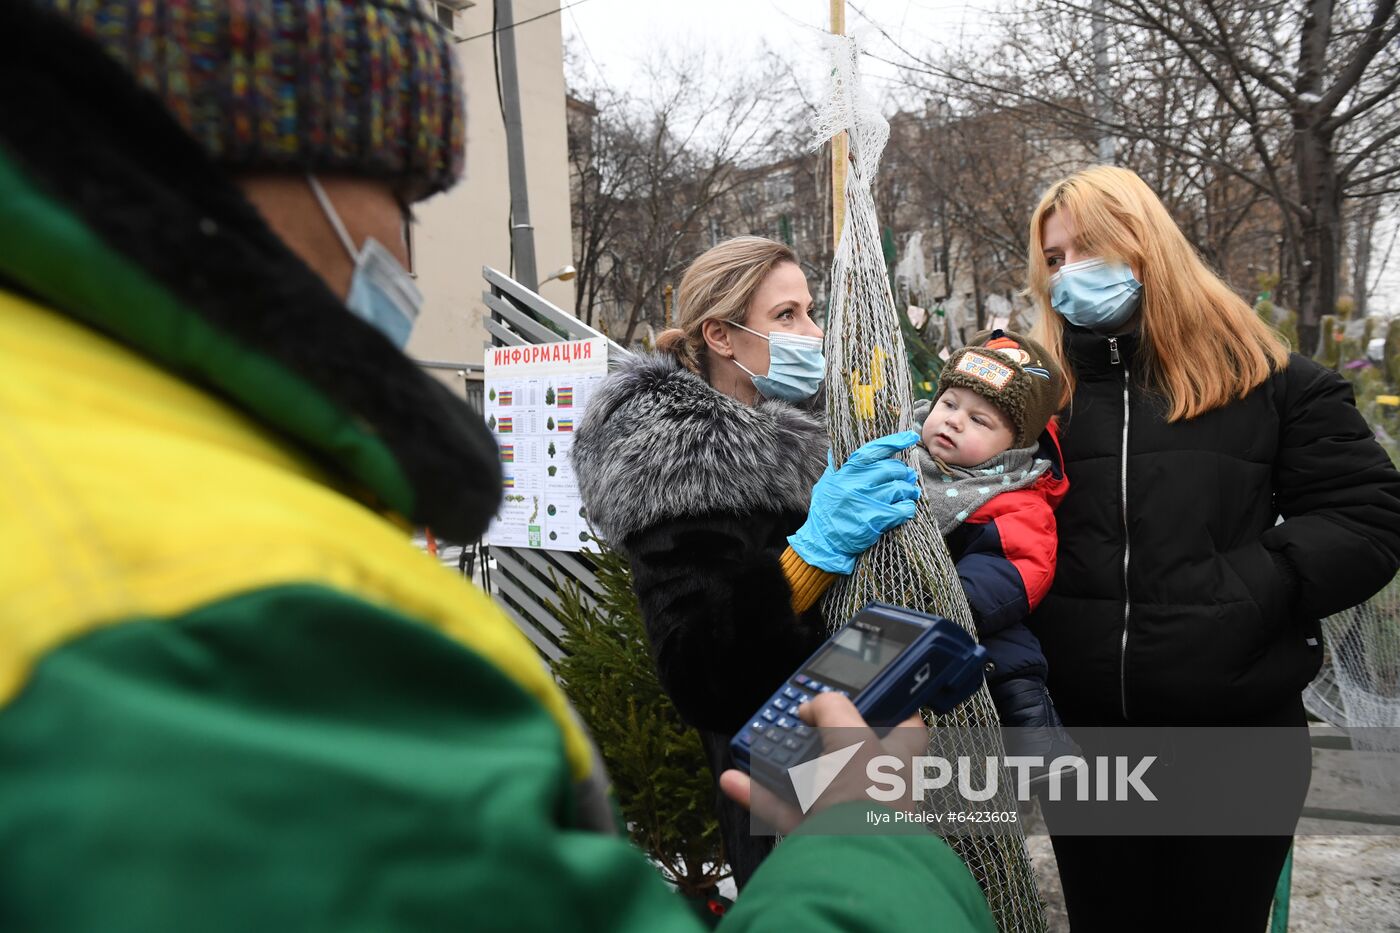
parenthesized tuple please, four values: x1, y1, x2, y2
(572, 352, 827, 544)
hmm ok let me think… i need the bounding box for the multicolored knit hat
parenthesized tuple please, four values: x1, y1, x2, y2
(938, 329, 1063, 446)
(39, 0, 465, 201)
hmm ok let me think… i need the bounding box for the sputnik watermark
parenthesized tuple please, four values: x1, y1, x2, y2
(865, 754, 1158, 805)
(751, 725, 1387, 836)
(787, 743, 1157, 815)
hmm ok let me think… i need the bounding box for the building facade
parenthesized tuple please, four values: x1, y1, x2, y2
(409, 0, 575, 398)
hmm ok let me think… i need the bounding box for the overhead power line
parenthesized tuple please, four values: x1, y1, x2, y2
(458, 0, 596, 43)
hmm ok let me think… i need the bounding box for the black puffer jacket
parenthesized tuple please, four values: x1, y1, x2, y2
(1030, 326, 1400, 726)
(572, 352, 831, 885)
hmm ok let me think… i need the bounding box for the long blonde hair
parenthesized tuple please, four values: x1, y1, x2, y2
(1027, 166, 1288, 422)
(656, 236, 799, 375)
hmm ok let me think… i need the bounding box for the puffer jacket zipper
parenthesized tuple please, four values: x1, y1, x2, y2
(1109, 336, 1132, 720)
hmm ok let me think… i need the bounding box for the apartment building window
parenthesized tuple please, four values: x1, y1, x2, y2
(765, 174, 795, 203)
(426, 0, 474, 38)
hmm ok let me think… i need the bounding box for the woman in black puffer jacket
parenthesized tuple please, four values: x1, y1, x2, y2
(1023, 166, 1400, 931)
(572, 237, 920, 888)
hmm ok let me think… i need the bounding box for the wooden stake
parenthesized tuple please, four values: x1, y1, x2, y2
(831, 0, 847, 250)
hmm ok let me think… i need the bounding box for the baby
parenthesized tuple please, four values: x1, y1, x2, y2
(915, 330, 1073, 754)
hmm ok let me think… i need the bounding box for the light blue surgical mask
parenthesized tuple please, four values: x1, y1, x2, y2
(727, 321, 825, 402)
(308, 175, 423, 349)
(1049, 257, 1142, 333)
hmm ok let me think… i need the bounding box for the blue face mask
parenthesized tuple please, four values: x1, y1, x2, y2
(727, 322, 825, 402)
(309, 175, 423, 349)
(1049, 257, 1142, 332)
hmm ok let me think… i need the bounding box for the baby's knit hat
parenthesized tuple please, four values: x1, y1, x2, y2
(40, 0, 464, 201)
(938, 329, 1064, 446)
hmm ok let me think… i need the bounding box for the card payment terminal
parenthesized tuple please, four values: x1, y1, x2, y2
(729, 601, 986, 785)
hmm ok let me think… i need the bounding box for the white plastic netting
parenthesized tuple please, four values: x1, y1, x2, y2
(813, 35, 1046, 933)
(1304, 574, 1400, 753)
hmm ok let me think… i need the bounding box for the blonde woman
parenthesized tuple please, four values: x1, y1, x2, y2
(1024, 166, 1400, 930)
(572, 236, 926, 887)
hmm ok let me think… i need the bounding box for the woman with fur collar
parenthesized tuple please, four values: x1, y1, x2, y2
(572, 237, 922, 887)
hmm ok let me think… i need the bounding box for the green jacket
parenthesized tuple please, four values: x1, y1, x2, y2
(0, 5, 995, 931)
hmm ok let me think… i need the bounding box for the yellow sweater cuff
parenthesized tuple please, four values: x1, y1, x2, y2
(780, 546, 837, 614)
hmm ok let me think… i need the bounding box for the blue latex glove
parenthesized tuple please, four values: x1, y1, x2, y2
(788, 430, 923, 574)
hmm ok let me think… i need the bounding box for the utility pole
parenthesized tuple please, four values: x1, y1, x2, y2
(831, 0, 848, 249)
(495, 0, 538, 289)
(1091, 0, 1115, 164)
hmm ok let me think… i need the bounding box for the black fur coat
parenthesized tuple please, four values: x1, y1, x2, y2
(573, 351, 830, 731)
(572, 352, 829, 886)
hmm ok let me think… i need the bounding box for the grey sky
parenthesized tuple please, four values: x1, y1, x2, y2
(563, 0, 1000, 94)
(562, 0, 1399, 316)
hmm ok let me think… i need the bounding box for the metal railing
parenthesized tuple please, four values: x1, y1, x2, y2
(478, 265, 632, 659)
(414, 359, 485, 413)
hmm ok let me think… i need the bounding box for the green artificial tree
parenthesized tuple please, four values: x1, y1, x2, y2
(1382, 317, 1400, 387)
(1254, 273, 1300, 351)
(549, 544, 727, 904)
(1316, 314, 1342, 366)
(547, 416, 556, 431)
(546, 386, 556, 405)
(489, 388, 496, 402)
(900, 313, 944, 400)
(549, 442, 557, 459)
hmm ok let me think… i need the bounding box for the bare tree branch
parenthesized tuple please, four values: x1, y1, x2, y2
(1318, 0, 1399, 114)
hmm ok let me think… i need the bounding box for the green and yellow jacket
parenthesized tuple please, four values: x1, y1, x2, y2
(0, 6, 994, 931)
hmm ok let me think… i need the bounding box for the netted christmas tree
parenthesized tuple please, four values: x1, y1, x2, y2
(549, 545, 729, 899)
(1298, 299, 1400, 750)
(814, 35, 1046, 932)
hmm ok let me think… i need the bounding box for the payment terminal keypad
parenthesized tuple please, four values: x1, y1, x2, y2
(735, 679, 849, 765)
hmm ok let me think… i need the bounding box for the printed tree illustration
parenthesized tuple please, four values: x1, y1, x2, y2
(546, 385, 556, 405)
(488, 415, 496, 430)
(548, 442, 557, 459)
(488, 388, 496, 402)
(547, 417, 555, 431)
(548, 466, 558, 478)
(548, 505, 557, 516)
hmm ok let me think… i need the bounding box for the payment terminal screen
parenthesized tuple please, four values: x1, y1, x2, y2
(806, 623, 910, 692)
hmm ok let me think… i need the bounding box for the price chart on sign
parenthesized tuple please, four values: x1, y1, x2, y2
(484, 338, 608, 552)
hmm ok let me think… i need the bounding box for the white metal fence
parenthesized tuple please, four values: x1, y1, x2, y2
(471, 265, 632, 659)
